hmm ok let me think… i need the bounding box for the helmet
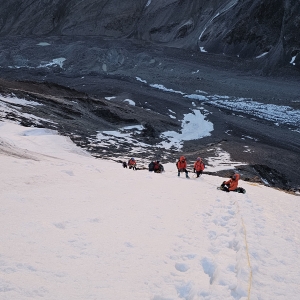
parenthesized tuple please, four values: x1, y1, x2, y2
(232, 174, 236, 180)
(197, 157, 201, 161)
(131, 158, 135, 161)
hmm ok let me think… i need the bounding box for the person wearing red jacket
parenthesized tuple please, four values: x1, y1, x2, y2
(193, 157, 205, 178)
(148, 160, 164, 173)
(153, 160, 164, 173)
(221, 173, 240, 192)
(128, 158, 137, 170)
(176, 156, 189, 178)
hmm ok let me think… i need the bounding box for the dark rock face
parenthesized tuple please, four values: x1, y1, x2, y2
(0, 0, 146, 36)
(0, 0, 299, 72)
(199, 0, 300, 72)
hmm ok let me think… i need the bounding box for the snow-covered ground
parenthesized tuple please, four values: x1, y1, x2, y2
(1, 121, 299, 300)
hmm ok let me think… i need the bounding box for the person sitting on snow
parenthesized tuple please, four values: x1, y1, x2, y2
(221, 173, 240, 192)
(176, 156, 189, 178)
(149, 160, 164, 173)
(128, 158, 137, 170)
(193, 157, 205, 178)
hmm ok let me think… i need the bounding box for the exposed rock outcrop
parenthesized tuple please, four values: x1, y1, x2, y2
(0, 0, 299, 72)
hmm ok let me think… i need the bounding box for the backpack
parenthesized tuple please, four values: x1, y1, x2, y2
(148, 162, 154, 172)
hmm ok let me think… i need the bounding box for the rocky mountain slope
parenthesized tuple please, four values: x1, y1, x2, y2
(0, 1, 299, 192)
(0, 0, 299, 72)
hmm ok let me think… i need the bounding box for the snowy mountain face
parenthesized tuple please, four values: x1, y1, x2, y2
(1, 3, 300, 297)
(0, 0, 299, 71)
(1, 121, 299, 300)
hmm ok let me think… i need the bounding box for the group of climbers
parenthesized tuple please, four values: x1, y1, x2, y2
(122, 155, 244, 193)
(176, 155, 205, 178)
(124, 155, 205, 178)
(175, 156, 243, 192)
(123, 158, 164, 173)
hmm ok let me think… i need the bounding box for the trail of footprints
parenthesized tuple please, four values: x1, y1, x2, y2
(155, 197, 249, 299)
(200, 196, 249, 298)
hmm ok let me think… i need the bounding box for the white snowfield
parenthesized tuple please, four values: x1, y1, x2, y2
(0, 122, 299, 300)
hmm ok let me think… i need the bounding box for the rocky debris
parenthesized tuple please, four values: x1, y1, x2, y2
(0, 78, 180, 156)
(0, 72, 299, 193)
(0, 0, 299, 73)
(0, 79, 179, 132)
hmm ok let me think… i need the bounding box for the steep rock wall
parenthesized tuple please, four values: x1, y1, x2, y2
(0, 0, 299, 71)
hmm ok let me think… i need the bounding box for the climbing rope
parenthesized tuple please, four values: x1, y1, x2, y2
(234, 194, 253, 300)
(194, 175, 253, 298)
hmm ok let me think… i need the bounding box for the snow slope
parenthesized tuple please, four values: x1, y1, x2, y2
(0, 122, 299, 300)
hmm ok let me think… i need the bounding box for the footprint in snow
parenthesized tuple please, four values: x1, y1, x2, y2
(201, 257, 216, 284)
(61, 170, 74, 176)
(175, 262, 190, 272)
